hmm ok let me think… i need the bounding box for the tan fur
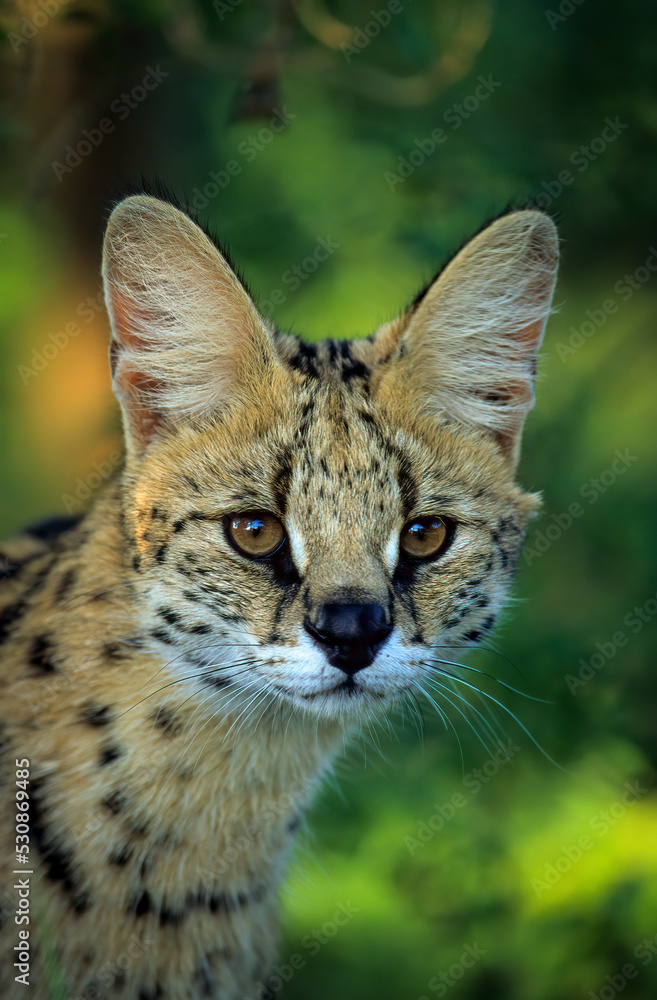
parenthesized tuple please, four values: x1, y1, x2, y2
(0, 197, 558, 999)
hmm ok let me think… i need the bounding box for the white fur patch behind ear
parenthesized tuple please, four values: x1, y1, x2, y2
(385, 211, 559, 460)
(102, 194, 275, 452)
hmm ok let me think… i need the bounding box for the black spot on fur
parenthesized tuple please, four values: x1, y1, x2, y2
(102, 791, 127, 815)
(395, 451, 417, 516)
(151, 507, 168, 522)
(338, 340, 369, 382)
(24, 514, 81, 543)
(358, 409, 377, 428)
(272, 450, 293, 517)
(0, 555, 24, 582)
(287, 814, 303, 834)
(445, 606, 468, 626)
(138, 985, 164, 1000)
(29, 634, 57, 673)
(110, 845, 133, 866)
(285, 339, 320, 379)
(103, 641, 129, 661)
(182, 589, 204, 604)
(151, 628, 176, 645)
(267, 589, 290, 644)
(209, 888, 257, 912)
(55, 567, 77, 602)
(189, 622, 212, 634)
(72, 893, 91, 914)
(201, 673, 231, 691)
(0, 600, 28, 644)
(29, 781, 84, 907)
(182, 474, 202, 494)
(159, 904, 185, 926)
(100, 744, 123, 766)
(0, 558, 55, 645)
(158, 886, 258, 927)
(81, 704, 113, 727)
(129, 889, 152, 917)
(150, 706, 183, 737)
(158, 607, 181, 626)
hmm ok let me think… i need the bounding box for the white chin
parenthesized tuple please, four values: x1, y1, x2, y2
(281, 677, 390, 718)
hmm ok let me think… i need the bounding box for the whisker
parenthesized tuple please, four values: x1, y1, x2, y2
(430, 665, 567, 771)
(115, 656, 258, 722)
(430, 651, 553, 705)
(424, 675, 503, 756)
(411, 679, 467, 769)
(405, 692, 426, 746)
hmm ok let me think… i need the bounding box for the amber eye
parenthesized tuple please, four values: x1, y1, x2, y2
(400, 516, 452, 560)
(225, 511, 286, 559)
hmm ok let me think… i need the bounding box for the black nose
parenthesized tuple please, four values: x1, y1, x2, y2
(304, 603, 392, 676)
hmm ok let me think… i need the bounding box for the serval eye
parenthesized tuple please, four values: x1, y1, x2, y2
(400, 516, 452, 560)
(225, 511, 286, 559)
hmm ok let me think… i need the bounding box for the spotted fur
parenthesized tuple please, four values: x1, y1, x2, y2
(0, 197, 558, 999)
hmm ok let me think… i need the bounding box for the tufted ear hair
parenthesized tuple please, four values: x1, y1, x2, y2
(102, 195, 281, 456)
(376, 210, 559, 464)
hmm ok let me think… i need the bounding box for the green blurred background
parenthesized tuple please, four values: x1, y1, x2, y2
(1, 2, 656, 998)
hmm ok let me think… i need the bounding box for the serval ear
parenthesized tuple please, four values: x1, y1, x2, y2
(376, 210, 559, 464)
(102, 195, 283, 456)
